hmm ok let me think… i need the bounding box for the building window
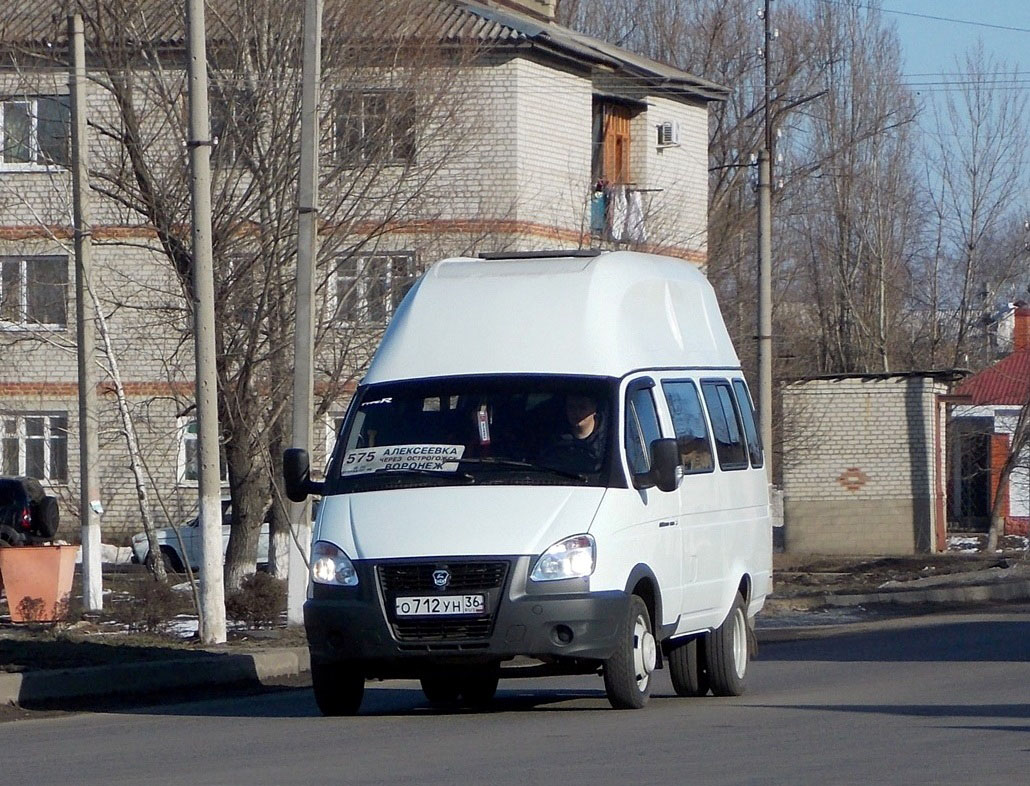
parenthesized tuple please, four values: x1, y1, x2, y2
(0, 256, 68, 329)
(334, 253, 416, 324)
(1, 96, 70, 167)
(178, 418, 229, 485)
(1, 413, 68, 482)
(210, 86, 256, 167)
(592, 100, 636, 186)
(335, 90, 416, 165)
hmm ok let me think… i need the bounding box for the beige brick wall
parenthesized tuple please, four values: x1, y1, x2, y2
(782, 376, 950, 554)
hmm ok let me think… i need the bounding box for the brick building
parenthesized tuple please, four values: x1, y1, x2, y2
(781, 373, 960, 555)
(0, 1, 727, 540)
(949, 303, 1030, 537)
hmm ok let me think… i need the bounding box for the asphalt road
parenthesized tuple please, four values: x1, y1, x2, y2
(4, 610, 1027, 786)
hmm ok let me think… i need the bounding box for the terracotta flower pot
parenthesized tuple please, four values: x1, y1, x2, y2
(0, 545, 78, 622)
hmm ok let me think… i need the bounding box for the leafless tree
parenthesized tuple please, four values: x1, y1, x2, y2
(62, 0, 484, 588)
(925, 43, 1029, 369)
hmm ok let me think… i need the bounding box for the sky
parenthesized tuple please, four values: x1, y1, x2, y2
(878, 1, 1028, 86)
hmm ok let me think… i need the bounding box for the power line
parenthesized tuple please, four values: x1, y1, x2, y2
(814, 0, 1030, 34)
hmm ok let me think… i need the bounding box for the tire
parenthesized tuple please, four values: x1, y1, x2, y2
(603, 594, 657, 710)
(30, 496, 60, 539)
(668, 635, 710, 697)
(0, 524, 23, 547)
(312, 661, 365, 716)
(460, 664, 500, 707)
(159, 547, 185, 574)
(706, 592, 749, 697)
(420, 674, 462, 707)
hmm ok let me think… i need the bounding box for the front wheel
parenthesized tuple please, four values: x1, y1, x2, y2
(706, 592, 749, 697)
(312, 661, 365, 716)
(603, 595, 656, 709)
(460, 664, 500, 707)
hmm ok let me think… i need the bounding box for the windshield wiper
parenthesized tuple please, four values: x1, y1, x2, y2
(458, 457, 588, 481)
(373, 468, 475, 483)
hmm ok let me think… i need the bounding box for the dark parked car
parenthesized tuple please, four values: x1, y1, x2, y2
(0, 476, 60, 547)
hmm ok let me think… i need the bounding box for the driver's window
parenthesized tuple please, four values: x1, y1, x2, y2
(624, 385, 661, 475)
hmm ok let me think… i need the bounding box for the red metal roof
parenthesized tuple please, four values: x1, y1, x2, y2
(953, 349, 1030, 406)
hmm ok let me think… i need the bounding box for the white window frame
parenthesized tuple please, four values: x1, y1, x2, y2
(176, 417, 229, 487)
(332, 252, 416, 325)
(0, 255, 69, 330)
(0, 95, 70, 170)
(1, 412, 69, 483)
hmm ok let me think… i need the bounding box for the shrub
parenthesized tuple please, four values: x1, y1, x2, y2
(108, 578, 191, 633)
(225, 572, 286, 629)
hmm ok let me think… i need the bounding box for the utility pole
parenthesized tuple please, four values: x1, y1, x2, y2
(287, 0, 323, 625)
(69, 13, 102, 611)
(757, 0, 774, 481)
(186, 0, 226, 643)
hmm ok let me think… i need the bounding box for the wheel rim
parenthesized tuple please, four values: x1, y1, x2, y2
(632, 613, 657, 691)
(731, 606, 748, 679)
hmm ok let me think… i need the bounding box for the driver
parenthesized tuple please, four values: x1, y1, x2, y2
(539, 393, 606, 474)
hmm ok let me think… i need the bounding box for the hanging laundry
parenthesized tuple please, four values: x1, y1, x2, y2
(627, 190, 647, 243)
(609, 184, 627, 242)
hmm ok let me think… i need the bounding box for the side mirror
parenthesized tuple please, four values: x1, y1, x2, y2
(650, 438, 681, 492)
(283, 448, 325, 502)
(631, 438, 681, 493)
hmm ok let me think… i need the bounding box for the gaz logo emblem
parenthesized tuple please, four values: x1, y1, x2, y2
(432, 569, 451, 589)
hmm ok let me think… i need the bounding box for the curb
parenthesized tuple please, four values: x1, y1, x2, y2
(0, 646, 309, 707)
(822, 579, 1030, 607)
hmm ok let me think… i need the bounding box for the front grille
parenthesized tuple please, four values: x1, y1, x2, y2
(392, 618, 494, 641)
(377, 559, 510, 643)
(378, 561, 508, 593)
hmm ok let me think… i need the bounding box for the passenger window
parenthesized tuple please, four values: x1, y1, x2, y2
(624, 385, 662, 475)
(732, 379, 764, 468)
(700, 380, 748, 470)
(662, 380, 714, 473)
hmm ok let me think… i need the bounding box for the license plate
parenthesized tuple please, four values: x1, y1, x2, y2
(395, 594, 485, 617)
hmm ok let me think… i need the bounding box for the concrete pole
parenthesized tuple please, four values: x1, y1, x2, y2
(287, 0, 323, 625)
(186, 0, 226, 643)
(69, 14, 102, 611)
(757, 0, 774, 481)
(757, 149, 773, 481)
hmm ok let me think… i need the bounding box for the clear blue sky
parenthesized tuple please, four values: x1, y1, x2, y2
(879, 1, 1028, 80)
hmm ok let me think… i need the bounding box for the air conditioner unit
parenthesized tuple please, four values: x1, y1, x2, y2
(657, 121, 681, 146)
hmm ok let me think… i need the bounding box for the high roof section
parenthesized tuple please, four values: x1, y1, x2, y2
(364, 250, 739, 384)
(0, 1, 729, 104)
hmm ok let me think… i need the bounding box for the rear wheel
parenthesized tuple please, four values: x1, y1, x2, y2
(706, 592, 749, 697)
(603, 594, 656, 710)
(668, 635, 710, 697)
(420, 674, 462, 707)
(312, 661, 365, 716)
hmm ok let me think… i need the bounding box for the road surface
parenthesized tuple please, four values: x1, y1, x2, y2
(4, 610, 1027, 785)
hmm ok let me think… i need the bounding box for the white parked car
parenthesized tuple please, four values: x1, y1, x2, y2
(131, 500, 270, 572)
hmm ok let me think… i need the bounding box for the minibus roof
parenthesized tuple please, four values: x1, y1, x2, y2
(363, 250, 739, 384)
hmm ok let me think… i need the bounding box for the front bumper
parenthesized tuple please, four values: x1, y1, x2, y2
(304, 555, 628, 676)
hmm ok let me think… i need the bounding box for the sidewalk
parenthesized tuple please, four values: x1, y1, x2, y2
(2, 555, 1029, 709)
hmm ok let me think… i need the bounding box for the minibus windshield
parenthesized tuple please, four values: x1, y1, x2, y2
(327, 375, 618, 493)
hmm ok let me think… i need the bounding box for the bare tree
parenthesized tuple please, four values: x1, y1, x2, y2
(63, 0, 484, 588)
(925, 43, 1029, 368)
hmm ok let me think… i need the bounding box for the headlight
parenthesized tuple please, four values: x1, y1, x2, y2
(310, 540, 359, 586)
(530, 534, 595, 582)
